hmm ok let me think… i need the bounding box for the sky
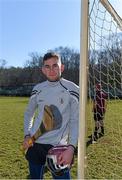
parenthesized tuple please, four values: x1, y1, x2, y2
(0, 0, 122, 67)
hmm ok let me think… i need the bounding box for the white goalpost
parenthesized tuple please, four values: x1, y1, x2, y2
(78, 0, 122, 179)
(78, 0, 89, 179)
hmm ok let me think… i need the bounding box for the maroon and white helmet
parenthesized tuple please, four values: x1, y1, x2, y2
(46, 145, 71, 176)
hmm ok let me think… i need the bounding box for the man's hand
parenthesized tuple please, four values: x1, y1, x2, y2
(22, 136, 33, 151)
(57, 145, 74, 165)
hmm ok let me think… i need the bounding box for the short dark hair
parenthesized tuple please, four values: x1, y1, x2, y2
(43, 52, 61, 64)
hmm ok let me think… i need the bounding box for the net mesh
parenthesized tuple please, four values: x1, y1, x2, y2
(86, 0, 122, 178)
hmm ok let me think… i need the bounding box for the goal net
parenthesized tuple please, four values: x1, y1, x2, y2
(85, 0, 122, 178)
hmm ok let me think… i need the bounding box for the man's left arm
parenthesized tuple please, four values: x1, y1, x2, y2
(69, 95, 79, 148)
(58, 95, 79, 165)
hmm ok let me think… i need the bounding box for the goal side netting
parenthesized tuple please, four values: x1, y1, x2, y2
(85, 0, 122, 178)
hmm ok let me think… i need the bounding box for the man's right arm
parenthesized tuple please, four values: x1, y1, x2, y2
(23, 87, 38, 150)
(24, 87, 38, 137)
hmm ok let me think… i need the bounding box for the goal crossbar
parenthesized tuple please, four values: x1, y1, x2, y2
(100, 0, 122, 30)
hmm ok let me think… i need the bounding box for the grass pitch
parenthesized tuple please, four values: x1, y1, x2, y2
(0, 97, 122, 179)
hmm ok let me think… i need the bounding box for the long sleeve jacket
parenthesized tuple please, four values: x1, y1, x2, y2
(24, 78, 79, 147)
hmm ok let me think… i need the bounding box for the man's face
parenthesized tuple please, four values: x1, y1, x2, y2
(42, 57, 64, 81)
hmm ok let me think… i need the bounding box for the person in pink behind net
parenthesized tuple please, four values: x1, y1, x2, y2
(92, 83, 107, 142)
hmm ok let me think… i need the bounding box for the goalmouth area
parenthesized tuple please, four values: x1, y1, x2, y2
(78, 0, 122, 179)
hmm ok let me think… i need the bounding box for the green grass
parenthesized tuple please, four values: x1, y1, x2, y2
(0, 97, 122, 179)
(86, 99, 122, 179)
(0, 97, 29, 179)
(0, 97, 77, 179)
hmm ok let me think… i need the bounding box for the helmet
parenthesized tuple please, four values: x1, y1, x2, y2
(46, 145, 71, 176)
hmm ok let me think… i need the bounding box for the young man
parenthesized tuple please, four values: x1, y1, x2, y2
(23, 52, 79, 179)
(93, 83, 107, 142)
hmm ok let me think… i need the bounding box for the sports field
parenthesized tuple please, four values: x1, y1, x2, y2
(0, 96, 122, 179)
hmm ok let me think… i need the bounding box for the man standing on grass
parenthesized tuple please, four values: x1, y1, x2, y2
(22, 52, 79, 179)
(92, 83, 107, 142)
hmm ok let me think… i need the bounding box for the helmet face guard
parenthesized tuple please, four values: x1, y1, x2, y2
(46, 146, 71, 176)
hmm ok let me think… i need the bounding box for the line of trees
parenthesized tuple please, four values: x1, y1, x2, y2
(0, 47, 80, 87)
(89, 33, 122, 98)
(0, 41, 122, 97)
(0, 47, 80, 96)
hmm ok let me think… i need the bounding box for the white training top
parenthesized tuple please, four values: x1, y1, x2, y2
(24, 78, 79, 147)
